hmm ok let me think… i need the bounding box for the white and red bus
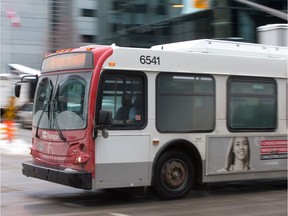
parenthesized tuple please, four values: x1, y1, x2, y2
(18, 39, 287, 200)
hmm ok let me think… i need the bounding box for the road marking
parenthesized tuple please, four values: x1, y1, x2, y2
(109, 213, 131, 216)
(40, 211, 132, 216)
(62, 202, 84, 208)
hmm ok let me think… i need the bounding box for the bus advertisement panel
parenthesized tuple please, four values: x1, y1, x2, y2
(206, 136, 287, 174)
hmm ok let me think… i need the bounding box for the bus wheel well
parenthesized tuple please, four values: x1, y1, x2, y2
(152, 139, 202, 186)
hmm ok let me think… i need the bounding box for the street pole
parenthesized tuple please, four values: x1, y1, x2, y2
(234, 0, 288, 21)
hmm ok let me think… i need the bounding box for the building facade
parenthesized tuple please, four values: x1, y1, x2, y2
(97, 0, 287, 47)
(0, 0, 286, 74)
(0, 0, 49, 73)
(0, 0, 98, 74)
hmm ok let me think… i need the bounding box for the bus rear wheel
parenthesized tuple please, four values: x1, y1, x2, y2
(153, 150, 194, 200)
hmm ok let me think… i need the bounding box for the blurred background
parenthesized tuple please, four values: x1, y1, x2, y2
(0, 0, 287, 118)
(0, 0, 287, 73)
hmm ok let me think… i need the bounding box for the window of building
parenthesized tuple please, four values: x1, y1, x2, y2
(156, 73, 215, 132)
(99, 70, 146, 129)
(156, 4, 166, 15)
(81, 9, 96, 17)
(135, 4, 147, 13)
(81, 35, 95, 43)
(228, 76, 277, 131)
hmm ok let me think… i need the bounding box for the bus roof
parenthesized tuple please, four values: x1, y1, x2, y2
(150, 39, 288, 58)
(102, 39, 287, 78)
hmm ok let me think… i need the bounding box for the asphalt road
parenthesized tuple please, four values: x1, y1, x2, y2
(1, 127, 287, 216)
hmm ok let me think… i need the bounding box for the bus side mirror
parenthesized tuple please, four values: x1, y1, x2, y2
(95, 110, 112, 139)
(14, 84, 21, 98)
(15, 75, 38, 99)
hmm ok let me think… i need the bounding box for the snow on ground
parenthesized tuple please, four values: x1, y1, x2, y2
(0, 123, 31, 155)
(0, 138, 31, 155)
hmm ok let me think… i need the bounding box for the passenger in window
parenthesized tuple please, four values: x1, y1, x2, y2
(113, 93, 133, 124)
(218, 136, 254, 172)
(128, 93, 143, 124)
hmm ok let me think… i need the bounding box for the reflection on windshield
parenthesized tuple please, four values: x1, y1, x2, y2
(33, 72, 91, 130)
(33, 78, 53, 128)
(54, 75, 86, 129)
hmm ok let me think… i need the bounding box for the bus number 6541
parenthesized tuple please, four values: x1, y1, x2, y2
(140, 55, 160, 65)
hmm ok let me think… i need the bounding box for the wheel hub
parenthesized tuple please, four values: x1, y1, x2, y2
(162, 160, 187, 189)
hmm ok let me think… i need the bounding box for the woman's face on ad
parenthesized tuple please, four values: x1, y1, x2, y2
(233, 137, 248, 161)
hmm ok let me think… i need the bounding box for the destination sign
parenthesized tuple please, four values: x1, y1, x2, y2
(41, 52, 93, 73)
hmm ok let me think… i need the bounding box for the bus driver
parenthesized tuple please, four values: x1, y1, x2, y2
(113, 93, 133, 124)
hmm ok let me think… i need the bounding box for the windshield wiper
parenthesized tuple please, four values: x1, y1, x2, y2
(35, 101, 49, 139)
(53, 116, 67, 142)
(52, 100, 67, 142)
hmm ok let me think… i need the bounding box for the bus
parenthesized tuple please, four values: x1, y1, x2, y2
(18, 39, 287, 200)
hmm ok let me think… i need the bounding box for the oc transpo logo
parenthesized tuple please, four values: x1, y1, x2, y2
(42, 131, 60, 141)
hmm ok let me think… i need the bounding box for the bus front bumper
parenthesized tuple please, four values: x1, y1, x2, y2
(22, 161, 92, 190)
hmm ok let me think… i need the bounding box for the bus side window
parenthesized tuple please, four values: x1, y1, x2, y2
(156, 73, 215, 132)
(228, 77, 277, 131)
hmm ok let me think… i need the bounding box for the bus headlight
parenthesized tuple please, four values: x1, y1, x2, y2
(76, 156, 82, 163)
(74, 154, 90, 164)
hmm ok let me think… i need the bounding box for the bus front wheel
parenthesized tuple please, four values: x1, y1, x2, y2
(153, 150, 194, 200)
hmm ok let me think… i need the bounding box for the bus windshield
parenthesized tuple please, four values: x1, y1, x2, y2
(33, 71, 92, 130)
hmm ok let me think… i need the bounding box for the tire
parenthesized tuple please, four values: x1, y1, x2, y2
(153, 150, 194, 200)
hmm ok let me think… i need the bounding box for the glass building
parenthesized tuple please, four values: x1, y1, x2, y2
(97, 0, 287, 47)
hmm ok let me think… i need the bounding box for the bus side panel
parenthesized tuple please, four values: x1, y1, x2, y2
(94, 134, 151, 189)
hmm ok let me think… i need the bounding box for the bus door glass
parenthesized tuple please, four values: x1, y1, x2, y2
(100, 71, 146, 128)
